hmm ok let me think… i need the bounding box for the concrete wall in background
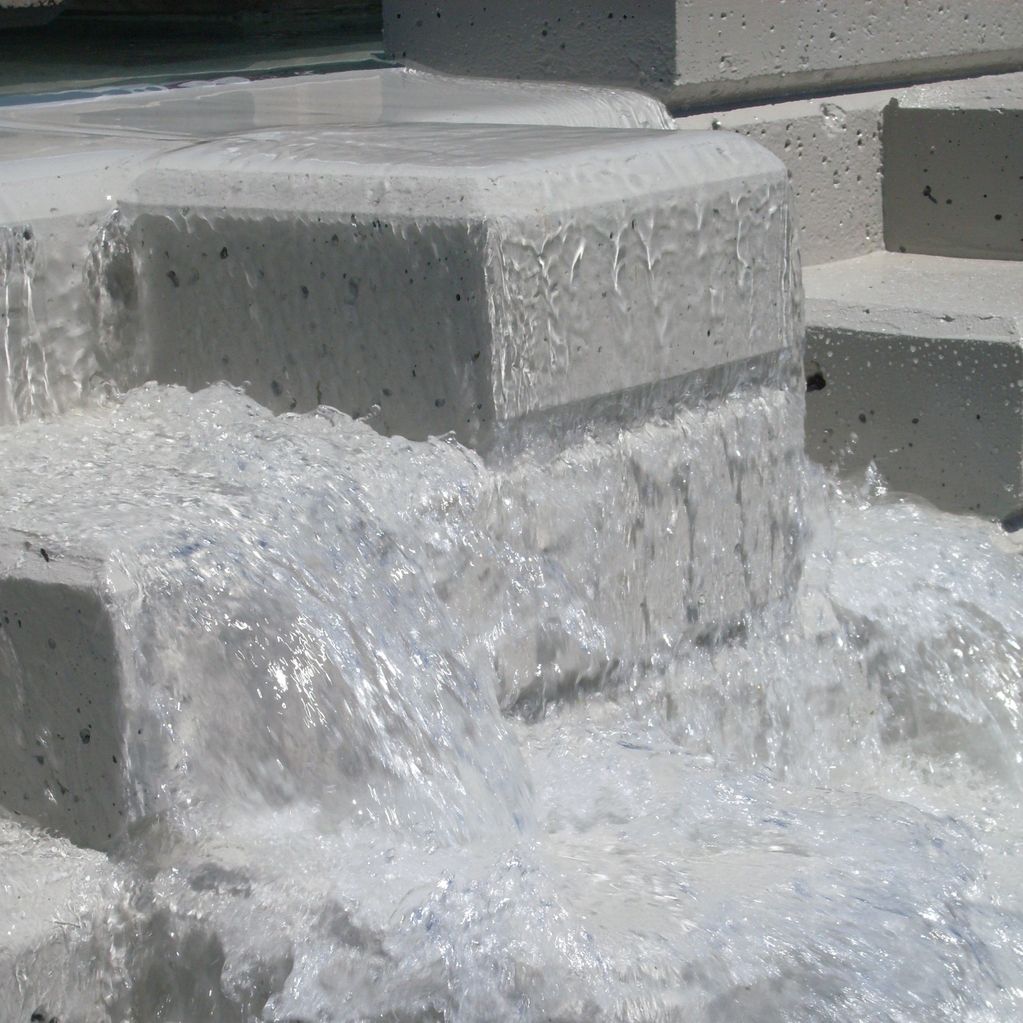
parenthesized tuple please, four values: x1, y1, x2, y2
(384, 1, 1023, 110)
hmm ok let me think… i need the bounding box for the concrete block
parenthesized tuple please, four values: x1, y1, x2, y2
(121, 124, 794, 449)
(676, 95, 884, 265)
(0, 533, 129, 851)
(671, 1, 1023, 108)
(676, 72, 1023, 267)
(0, 69, 670, 428)
(0, 128, 168, 428)
(383, 1, 1023, 110)
(803, 251, 1023, 517)
(883, 78, 1023, 260)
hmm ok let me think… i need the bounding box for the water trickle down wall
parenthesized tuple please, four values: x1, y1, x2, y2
(0, 224, 55, 423)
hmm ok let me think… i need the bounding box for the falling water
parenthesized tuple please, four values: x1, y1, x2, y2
(1, 375, 1021, 1021)
(1, 224, 57, 424)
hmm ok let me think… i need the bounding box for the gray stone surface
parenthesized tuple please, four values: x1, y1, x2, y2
(123, 124, 795, 449)
(0, 532, 128, 851)
(676, 71, 1023, 267)
(884, 92, 1023, 261)
(0, 69, 672, 429)
(384, 0, 1023, 109)
(804, 251, 1023, 517)
(676, 95, 884, 265)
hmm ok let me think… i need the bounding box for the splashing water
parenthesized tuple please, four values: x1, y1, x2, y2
(1, 381, 1022, 1022)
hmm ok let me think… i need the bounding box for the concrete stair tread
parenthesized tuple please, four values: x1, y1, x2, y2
(805, 251, 1023, 342)
(125, 123, 792, 447)
(896, 70, 1023, 109)
(803, 251, 1023, 518)
(675, 70, 1023, 266)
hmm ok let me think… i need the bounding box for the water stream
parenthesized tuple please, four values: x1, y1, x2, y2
(2, 378, 1021, 1021)
(0, 70, 1020, 1022)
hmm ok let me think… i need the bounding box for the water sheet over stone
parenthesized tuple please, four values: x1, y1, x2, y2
(121, 124, 796, 449)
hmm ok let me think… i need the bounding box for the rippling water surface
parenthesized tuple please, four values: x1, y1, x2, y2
(3, 384, 1022, 1022)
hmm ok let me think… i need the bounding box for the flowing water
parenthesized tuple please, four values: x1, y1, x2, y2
(2, 379, 1022, 1022)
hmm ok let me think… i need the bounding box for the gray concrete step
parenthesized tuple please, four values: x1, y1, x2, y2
(883, 75, 1023, 261)
(803, 251, 1023, 518)
(121, 123, 794, 451)
(675, 71, 1023, 267)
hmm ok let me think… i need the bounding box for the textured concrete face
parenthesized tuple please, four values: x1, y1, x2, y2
(0, 68, 673, 140)
(0, 70, 673, 430)
(672, 1, 1023, 107)
(884, 101, 1023, 261)
(804, 252, 1023, 517)
(384, 0, 1023, 109)
(385, 1, 678, 98)
(677, 72, 1023, 266)
(123, 124, 794, 448)
(677, 97, 884, 265)
(0, 536, 127, 851)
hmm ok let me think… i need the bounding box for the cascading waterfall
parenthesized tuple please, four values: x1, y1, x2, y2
(0, 71, 1020, 1023)
(1, 375, 1021, 1021)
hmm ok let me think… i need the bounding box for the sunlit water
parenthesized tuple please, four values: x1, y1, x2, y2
(3, 383, 1022, 1022)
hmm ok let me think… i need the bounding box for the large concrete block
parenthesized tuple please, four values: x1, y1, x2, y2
(677, 72, 1023, 266)
(384, 1, 1023, 110)
(122, 124, 795, 449)
(0, 533, 129, 851)
(0, 129, 166, 428)
(0, 70, 670, 428)
(884, 76, 1023, 261)
(804, 251, 1023, 518)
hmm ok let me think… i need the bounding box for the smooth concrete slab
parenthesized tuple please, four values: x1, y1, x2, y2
(884, 78, 1023, 261)
(804, 251, 1023, 517)
(384, 0, 1023, 109)
(122, 124, 794, 449)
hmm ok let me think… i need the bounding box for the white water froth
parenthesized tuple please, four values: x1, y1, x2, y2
(2, 385, 1022, 1021)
